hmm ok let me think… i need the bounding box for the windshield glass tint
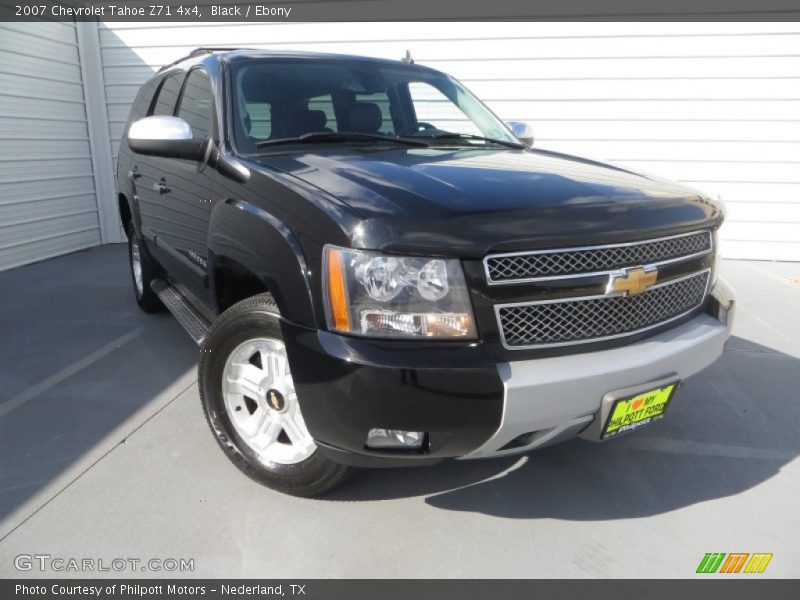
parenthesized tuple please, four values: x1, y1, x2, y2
(230, 59, 517, 152)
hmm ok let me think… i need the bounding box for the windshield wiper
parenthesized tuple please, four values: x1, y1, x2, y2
(416, 133, 525, 149)
(255, 131, 430, 148)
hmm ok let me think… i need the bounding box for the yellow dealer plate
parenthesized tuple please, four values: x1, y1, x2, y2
(602, 383, 678, 439)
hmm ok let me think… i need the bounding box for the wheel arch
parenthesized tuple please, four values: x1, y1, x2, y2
(208, 199, 317, 326)
(212, 256, 272, 314)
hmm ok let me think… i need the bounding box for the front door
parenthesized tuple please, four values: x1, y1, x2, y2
(153, 67, 217, 304)
(133, 70, 185, 265)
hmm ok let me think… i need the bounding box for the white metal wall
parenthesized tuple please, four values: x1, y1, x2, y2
(95, 22, 800, 261)
(0, 22, 103, 271)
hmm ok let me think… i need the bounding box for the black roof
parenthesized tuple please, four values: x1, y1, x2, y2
(159, 47, 421, 73)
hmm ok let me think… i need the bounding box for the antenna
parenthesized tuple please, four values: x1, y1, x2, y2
(402, 50, 414, 65)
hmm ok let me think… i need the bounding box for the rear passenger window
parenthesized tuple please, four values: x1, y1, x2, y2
(151, 72, 184, 116)
(176, 69, 215, 139)
(307, 94, 338, 130)
(245, 102, 271, 138)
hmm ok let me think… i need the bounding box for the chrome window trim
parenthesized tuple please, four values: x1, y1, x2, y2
(484, 230, 713, 286)
(495, 268, 711, 350)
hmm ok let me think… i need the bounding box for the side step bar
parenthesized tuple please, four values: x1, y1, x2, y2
(151, 279, 210, 345)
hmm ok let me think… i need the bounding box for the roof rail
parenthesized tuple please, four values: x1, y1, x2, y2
(157, 47, 251, 73)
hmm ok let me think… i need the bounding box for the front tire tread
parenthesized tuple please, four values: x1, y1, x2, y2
(199, 293, 353, 497)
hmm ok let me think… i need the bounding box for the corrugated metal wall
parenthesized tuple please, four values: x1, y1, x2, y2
(98, 22, 800, 261)
(4, 21, 794, 269)
(0, 22, 102, 271)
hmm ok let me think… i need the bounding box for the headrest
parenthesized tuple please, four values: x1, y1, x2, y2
(348, 102, 382, 132)
(288, 110, 328, 136)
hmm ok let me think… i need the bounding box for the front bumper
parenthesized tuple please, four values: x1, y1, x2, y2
(281, 279, 735, 467)
(463, 311, 731, 458)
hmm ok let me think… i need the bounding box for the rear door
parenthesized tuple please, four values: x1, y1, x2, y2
(119, 75, 159, 240)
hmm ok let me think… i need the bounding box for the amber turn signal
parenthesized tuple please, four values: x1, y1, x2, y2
(326, 247, 351, 332)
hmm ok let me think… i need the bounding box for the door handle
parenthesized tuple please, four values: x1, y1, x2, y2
(153, 179, 170, 194)
(128, 166, 141, 179)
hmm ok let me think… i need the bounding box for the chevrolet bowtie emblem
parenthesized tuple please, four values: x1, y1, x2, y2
(607, 267, 658, 296)
(267, 390, 285, 411)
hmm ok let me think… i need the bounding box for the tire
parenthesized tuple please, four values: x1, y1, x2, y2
(126, 222, 164, 313)
(199, 293, 353, 497)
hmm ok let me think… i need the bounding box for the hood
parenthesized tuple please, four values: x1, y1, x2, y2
(251, 146, 723, 257)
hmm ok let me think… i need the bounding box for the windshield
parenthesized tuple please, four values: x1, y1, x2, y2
(229, 59, 519, 152)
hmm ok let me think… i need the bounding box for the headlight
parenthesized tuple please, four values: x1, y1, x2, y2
(323, 245, 476, 339)
(711, 196, 726, 288)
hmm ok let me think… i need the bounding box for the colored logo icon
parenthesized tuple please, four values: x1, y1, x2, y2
(696, 553, 773, 574)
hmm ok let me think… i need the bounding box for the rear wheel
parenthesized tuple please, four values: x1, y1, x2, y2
(199, 293, 353, 496)
(126, 223, 163, 313)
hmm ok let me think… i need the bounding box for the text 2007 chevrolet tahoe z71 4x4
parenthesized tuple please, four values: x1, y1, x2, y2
(117, 49, 735, 496)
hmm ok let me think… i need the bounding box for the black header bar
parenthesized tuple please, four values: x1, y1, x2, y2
(2, 0, 800, 22)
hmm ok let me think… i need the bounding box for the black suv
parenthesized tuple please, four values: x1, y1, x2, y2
(118, 48, 735, 496)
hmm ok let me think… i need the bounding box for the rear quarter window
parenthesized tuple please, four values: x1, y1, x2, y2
(129, 78, 159, 121)
(152, 72, 185, 116)
(124, 77, 160, 138)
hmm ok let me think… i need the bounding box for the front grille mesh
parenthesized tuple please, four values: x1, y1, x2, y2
(498, 271, 710, 348)
(486, 231, 711, 283)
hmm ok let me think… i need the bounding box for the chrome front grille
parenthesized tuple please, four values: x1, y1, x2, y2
(485, 230, 712, 284)
(496, 270, 711, 349)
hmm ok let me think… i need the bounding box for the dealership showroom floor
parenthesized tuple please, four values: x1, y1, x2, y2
(0, 244, 797, 578)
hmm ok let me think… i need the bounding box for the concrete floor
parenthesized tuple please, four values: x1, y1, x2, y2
(0, 245, 798, 578)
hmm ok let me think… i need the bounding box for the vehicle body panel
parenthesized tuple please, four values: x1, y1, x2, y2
(253, 147, 722, 257)
(116, 49, 733, 468)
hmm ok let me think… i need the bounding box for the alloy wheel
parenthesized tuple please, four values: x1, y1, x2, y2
(222, 338, 316, 465)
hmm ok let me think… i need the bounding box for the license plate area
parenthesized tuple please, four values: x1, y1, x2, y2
(601, 379, 679, 440)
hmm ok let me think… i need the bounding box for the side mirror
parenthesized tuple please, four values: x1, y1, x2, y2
(506, 121, 534, 147)
(128, 116, 209, 161)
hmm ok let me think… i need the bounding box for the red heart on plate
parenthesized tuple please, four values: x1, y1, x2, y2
(631, 398, 644, 411)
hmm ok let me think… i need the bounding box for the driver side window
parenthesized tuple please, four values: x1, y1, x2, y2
(176, 69, 215, 139)
(407, 82, 481, 135)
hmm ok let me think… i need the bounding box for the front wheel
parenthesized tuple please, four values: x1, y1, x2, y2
(198, 293, 352, 497)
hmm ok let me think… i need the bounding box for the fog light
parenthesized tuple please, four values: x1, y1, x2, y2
(366, 428, 425, 450)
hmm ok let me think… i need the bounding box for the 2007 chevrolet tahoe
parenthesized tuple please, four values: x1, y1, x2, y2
(117, 48, 735, 496)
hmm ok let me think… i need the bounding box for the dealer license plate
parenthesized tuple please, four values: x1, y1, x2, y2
(601, 382, 678, 440)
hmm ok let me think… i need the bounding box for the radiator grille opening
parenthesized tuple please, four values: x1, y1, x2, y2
(497, 270, 710, 348)
(486, 231, 711, 284)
